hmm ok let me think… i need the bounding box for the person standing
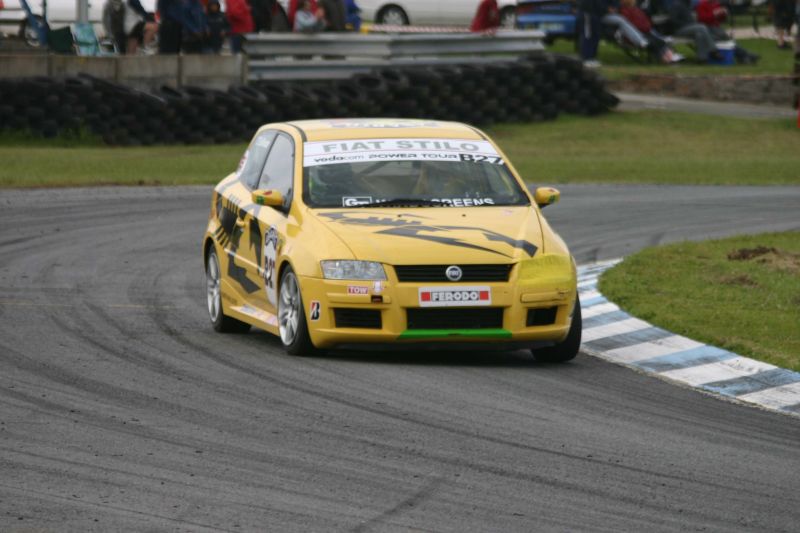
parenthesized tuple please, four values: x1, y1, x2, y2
(320, 0, 346, 31)
(250, 0, 274, 32)
(227, 0, 255, 53)
(470, 0, 501, 33)
(181, 0, 208, 53)
(577, 0, 608, 67)
(158, 0, 187, 53)
(124, 0, 157, 54)
(771, 0, 796, 49)
(205, 0, 229, 52)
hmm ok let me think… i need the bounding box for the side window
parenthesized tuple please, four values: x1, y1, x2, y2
(257, 134, 294, 199)
(239, 131, 276, 189)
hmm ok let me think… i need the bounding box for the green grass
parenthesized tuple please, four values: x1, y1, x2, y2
(599, 232, 800, 371)
(548, 38, 795, 79)
(491, 111, 800, 185)
(1, 109, 799, 187)
(0, 136, 244, 187)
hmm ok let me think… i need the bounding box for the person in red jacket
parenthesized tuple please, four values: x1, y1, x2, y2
(694, 0, 759, 63)
(227, 0, 255, 53)
(470, 0, 500, 33)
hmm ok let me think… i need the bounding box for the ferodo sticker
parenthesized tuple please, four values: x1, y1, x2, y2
(303, 138, 502, 167)
(419, 286, 491, 307)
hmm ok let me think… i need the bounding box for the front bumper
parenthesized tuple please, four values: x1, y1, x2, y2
(300, 258, 577, 349)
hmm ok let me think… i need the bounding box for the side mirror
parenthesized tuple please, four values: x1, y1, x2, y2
(534, 187, 560, 208)
(252, 189, 284, 208)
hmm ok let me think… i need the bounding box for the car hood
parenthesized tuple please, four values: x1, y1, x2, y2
(310, 206, 544, 265)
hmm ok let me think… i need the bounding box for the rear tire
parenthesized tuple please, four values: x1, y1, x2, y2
(206, 247, 251, 333)
(532, 294, 581, 363)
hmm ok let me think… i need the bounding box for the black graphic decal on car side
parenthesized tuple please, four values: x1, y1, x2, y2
(217, 195, 259, 294)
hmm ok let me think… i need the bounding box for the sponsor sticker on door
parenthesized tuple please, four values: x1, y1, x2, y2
(418, 286, 491, 307)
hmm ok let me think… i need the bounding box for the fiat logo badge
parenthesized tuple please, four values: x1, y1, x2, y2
(445, 265, 463, 282)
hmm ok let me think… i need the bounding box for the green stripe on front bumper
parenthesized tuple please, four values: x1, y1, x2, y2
(398, 328, 513, 340)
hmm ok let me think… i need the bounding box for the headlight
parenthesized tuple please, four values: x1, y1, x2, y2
(321, 260, 387, 280)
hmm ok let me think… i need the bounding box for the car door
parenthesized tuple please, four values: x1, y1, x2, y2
(436, 0, 477, 25)
(217, 130, 276, 306)
(246, 131, 296, 316)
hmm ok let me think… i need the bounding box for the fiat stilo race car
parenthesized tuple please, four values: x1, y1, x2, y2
(203, 119, 581, 361)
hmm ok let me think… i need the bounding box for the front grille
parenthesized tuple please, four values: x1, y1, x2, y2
(527, 307, 558, 327)
(334, 308, 382, 329)
(394, 264, 512, 282)
(406, 308, 504, 330)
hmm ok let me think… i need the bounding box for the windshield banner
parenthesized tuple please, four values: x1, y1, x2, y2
(303, 138, 502, 167)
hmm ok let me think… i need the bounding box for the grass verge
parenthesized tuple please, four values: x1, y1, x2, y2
(1, 109, 798, 187)
(599, 231, 800, 371)
(547, 38, 795, 79)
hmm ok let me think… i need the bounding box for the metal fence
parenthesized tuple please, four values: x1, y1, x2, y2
(244, 30, 545, 80)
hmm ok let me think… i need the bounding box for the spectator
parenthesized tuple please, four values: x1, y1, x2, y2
(470, 0, 500, 33)
(666, 0, 720, 62)
(601, 2, 658, 54)
(771, 0, 795, 49)
(205, 0, 229, 52)
(578, 0, 609, 67)
(158, 0, 188, 53)
(288, 0, 318, 28)
(320, 0, 347, 31)
(182, 0, 208, 53)
(103, 0, 127, 53)
(294, 0, 326, 32)
(124, 0, 157, 54)
(227, 0, 255, 53)
(344, 0, 361, 30)
(619, 0, 682, 62)
(250, 0, 274, 32)
(695, 0, 759, 63)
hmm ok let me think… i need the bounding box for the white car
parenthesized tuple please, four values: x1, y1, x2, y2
(358, 0, 517, 27)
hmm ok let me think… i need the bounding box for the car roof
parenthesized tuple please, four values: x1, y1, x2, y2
(284, 119, 486, 142)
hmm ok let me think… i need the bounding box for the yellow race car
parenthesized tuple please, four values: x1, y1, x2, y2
(203, 118, 580, 361)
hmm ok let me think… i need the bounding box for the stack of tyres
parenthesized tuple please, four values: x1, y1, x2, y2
(0, 52, 619, 145)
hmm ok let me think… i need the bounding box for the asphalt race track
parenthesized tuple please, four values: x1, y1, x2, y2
(1, 185, 799, 532)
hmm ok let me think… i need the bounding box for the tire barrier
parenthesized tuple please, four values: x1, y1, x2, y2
(0, 54, 619, 145)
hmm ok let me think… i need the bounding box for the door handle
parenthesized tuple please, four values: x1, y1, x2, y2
(235, 217, 246, 228)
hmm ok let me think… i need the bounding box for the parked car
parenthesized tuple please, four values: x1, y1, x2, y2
(358, 0, 518, 27)
(515, 0, 576, 43)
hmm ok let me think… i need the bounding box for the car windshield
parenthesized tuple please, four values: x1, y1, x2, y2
(301, 138, 530, 208)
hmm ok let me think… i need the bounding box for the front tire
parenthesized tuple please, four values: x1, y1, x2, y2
(376, 5, 409, 25)
(278, 266, 316, 355)
(206, 247, 251, 333)
(532, 294, 581, 363)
